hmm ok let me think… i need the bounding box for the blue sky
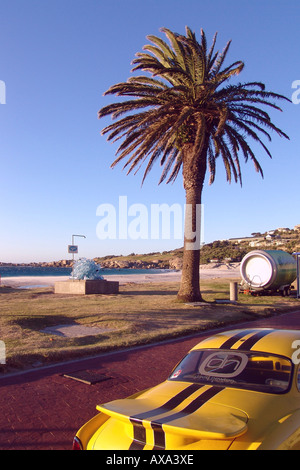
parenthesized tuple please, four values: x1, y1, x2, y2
(0, 0, 299, 263)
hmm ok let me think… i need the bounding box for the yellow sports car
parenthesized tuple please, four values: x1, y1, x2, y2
(73, 328, 300, 450)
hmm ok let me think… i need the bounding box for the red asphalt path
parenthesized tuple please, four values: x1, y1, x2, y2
(1, 310, 300, 450)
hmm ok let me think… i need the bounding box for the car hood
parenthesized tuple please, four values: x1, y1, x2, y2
(93, 382, 248, 450)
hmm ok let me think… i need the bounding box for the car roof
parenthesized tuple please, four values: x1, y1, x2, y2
(191, 328, 300, 359)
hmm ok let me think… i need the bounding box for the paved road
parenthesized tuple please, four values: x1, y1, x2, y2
(1, 310, 300, 450)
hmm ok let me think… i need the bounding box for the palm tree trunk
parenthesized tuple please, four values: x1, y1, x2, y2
(177, 143, 206, 303)
(177, 184, 204, 302)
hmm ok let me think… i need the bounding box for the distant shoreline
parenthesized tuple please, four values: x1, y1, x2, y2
(1, 263, 240, 288)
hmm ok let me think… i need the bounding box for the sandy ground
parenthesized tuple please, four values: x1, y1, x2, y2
(1, 263, 241, 288)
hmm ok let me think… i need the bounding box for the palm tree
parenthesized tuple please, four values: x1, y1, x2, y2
(98, 26, 290, 302)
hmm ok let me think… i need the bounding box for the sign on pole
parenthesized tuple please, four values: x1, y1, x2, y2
(68, 245, 78, 254)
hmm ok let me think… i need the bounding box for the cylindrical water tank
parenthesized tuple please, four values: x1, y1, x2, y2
(240, 250, 296, 291)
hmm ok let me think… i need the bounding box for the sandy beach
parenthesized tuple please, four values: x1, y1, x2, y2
(1, 263, 241, 288)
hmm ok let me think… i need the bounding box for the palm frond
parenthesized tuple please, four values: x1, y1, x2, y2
(98, 26, 290, 186)
(160, 27, 188, 71)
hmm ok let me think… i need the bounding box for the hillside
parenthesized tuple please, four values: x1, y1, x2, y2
(94, 226, 300, 270)
(3, 227, 299, 270)
(94, 249, 183, 270)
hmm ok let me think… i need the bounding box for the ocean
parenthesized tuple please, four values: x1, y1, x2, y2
(0, 266, 169, 278)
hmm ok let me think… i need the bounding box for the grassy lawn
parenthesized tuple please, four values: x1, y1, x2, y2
(0, 278, 299, 373)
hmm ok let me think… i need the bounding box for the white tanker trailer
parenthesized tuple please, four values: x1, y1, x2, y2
(240, 250, 297, 296)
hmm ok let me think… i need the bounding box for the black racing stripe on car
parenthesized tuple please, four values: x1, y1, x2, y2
(129, 385, 223, 450)
(131, 383, 204, 421)
(151, 421, 166, 450)
(219, 329, 257, 349)
(148, 386, 224, 449)
(128, 384, 203, 450)
(237, 329, 274, 350)
(152, 385, 225, 426)
(128, 440, 144, 450)
(129, 418, 146, 450)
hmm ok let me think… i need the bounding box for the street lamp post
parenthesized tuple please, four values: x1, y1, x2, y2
(72, 234, 86, 246)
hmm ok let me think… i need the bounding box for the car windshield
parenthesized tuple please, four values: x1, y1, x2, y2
(169, 349, 293, 394)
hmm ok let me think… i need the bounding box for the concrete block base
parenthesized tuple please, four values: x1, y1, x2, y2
(54, 279, 119, 295)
